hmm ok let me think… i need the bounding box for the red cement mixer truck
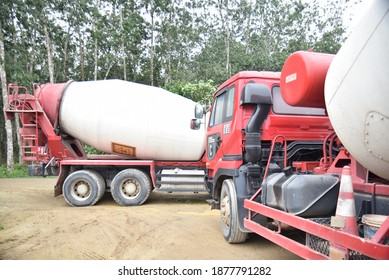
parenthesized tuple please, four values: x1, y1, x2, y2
(4, 0, 389, 260)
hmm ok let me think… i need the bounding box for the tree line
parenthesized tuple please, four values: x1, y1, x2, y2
(0, 0, 358, 169)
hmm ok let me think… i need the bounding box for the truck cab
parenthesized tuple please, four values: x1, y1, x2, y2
(202, 71, 334, 243)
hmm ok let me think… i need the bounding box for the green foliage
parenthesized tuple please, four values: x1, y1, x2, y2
(0, 164, 28, 178)
(83, 144, 104, 155)
(164, 80, 217, 105)
(0, 223, 3, 231)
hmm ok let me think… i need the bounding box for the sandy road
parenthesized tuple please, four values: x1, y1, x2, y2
(0, 178, 300, 260)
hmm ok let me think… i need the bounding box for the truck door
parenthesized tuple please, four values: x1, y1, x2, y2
(207, 86, 235, 165)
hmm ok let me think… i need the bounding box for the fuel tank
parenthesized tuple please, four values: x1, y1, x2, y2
(262, 169, 339, 217)
(324, 0, 389, 180)
(43, 80, 206, 161)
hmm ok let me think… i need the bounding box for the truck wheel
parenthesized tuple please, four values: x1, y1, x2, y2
(220, 179, 248, 243)
(110, 168, 151, 206)
(62, 169, 106, 207)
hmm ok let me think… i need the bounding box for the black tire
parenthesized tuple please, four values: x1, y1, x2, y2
(62, 169, 106, 207)
(220, 179, 248, 243)
(111, 168, 151, 206)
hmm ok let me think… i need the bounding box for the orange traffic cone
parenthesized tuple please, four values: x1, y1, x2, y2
(331, 165, 359, 236)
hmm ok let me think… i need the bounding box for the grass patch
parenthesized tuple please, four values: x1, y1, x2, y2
(0, 224, 4, 231)
(0, 164, 29, 178)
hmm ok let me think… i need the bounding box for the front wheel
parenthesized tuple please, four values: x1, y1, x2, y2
(220, 179, 248, 243)
(111, 168, 152, 206)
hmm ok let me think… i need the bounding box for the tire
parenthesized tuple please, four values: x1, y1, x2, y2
(62, 169, 106, 207)
(110, 168, 151, 206)
(220, 179, 248, 243)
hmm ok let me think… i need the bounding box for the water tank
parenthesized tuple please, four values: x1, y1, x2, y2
(324, 0, 389, 180)
(280, 51, 334, 109)
(57, 80, 206, 161)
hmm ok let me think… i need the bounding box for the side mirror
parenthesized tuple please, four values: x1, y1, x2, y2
(190, 119, 201, 130)
(194, 104, 204, 119)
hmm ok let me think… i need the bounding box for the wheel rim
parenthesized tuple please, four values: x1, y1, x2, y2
(220, 192, 231, 229)
(70, 180, 92, 201)
(120, 178, 140, 199)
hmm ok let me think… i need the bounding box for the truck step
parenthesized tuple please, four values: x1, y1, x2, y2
(154, 187, 208, 193)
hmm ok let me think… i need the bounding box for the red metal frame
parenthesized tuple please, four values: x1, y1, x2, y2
(316, 148, 389, 197)
(5, 84, 94, 163)
(244, 200, 389, 260)
(263, 134, 287, 179)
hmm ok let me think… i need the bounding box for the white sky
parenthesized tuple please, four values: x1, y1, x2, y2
(344, 0, 372, 35)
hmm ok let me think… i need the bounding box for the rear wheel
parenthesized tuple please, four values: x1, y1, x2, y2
(62, 169, 106, 207)
(220, 179, 248, 243)
(111, 168, 151, 206)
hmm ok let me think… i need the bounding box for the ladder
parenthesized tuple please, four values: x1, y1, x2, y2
(6, 84, 41, 162)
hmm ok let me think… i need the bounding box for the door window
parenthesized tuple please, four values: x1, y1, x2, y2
(209, 87, 235, 127)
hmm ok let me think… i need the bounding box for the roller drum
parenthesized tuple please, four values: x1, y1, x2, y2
(58, 80, 206, 161)
(324, 0, 389, 180)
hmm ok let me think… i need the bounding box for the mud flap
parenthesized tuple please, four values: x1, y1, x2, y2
(234, 165, 267, 232)
(54, 165, 70, 197)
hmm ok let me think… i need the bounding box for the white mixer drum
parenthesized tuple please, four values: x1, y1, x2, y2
(325, 0, 389, 180)
(59, 80, 206, 161)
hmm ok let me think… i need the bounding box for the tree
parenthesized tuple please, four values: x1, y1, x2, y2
(0, 9, 14, 171)
(164, 79, 216, 105)
(26, 0, 57, 83)
(310, 0, 350, 53)
(142, 0, 160, 86)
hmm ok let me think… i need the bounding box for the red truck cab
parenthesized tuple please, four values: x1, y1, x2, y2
(203, 71, 334, 243)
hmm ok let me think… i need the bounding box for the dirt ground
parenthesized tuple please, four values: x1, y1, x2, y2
(0, 178, 301, 260)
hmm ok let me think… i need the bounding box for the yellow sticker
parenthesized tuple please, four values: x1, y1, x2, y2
(111, 142, 136, 157)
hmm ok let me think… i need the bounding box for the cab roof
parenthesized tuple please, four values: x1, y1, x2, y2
(217, 71, 281, 92)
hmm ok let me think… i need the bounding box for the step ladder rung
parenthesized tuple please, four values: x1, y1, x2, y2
(23, 157, 38, 161)
(21, 146, 37, 149)
(22, 148, 36, 152)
